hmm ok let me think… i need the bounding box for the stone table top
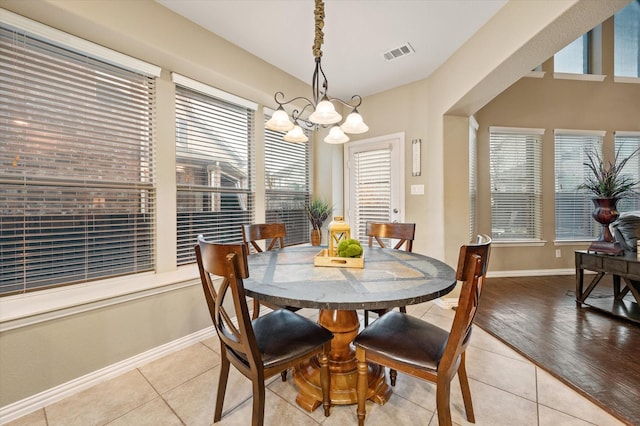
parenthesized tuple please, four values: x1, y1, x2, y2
(244, 245, 456, 311)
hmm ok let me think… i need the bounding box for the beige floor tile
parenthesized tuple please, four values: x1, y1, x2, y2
(106, 397, 183, 426)
(538, 405, 609, 426)
(357, 392, 436, 426)
(139, 342, 219, 393)
(45, 370, 158, 426)
(450, 379, 538, 426)
(536, 369, 626, 426)
(465, 345, 537, 401)
(200, 335, 221, 354)
(3, 409, 47, 426)
(469, 326, 529, 362)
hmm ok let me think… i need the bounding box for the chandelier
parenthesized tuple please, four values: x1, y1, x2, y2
(265, 0, 369, 144)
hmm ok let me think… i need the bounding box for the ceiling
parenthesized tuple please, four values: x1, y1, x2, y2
(155, 0, 508, 100)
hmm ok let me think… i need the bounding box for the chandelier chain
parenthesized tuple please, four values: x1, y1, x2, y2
(313, 0, 324, 59)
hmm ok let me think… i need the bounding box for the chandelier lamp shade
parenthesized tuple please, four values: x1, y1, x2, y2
(265, 0, 368, 144)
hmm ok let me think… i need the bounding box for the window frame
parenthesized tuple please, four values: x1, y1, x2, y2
(489, 126, 544, 243)
(554, 129, 605, 242)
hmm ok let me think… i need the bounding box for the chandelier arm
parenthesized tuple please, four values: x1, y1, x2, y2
(326, 94, 363, 110)
(291, 104, 316, 122)
(273, 92, 315, 110)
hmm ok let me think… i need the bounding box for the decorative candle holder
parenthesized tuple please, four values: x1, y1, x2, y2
(328, 216, 350, 257)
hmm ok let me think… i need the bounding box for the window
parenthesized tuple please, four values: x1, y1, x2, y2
(264, 118, 310, 245)
(0, 14, 158, 296)
(615, 131, 640, 212)
(173, 74, 255, 265)
(489, 127, 543, 241)
(614, 0, 640, 78)
(554, 130, 603, 241)
(555, 34, 590, 74)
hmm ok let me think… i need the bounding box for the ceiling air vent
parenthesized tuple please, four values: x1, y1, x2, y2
(383, 43, 415, 61)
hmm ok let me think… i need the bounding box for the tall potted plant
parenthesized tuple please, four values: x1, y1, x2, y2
(578, 146, 640, 253)
(305, 198, 332, 246)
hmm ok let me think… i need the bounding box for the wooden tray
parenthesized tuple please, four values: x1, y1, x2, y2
(313, 249, 364, 268)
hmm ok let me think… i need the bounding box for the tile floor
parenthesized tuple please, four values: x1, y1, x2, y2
(5, 302, 625, 426)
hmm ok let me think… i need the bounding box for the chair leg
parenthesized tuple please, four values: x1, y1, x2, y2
(280, 369, 287, 381)
(436, 378, 453, 426)
(458, 352, 475, 423)
(399, 305, 406, 313)
(364, 310, 369, 326)
(356, 347, 368, 426)
(214, 352, 230, 422)
(319, 345, 331, 417)
(252, 299, 260, 320)
(251, 376, 266, 426)
(389, 369, 397, 386)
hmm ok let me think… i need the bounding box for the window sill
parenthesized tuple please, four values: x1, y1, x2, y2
(492, 240, 547, 247)
(553, 73, 606, 82)
(525, 70, 545, 79)
(614, 76, 640, 84)
(0, 266, 200, 331)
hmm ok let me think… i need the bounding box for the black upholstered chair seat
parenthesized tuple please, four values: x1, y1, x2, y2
(252, 309, 334, 368)
(355, 311, 450, 371)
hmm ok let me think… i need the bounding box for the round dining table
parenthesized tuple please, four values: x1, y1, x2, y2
(243, 244, 457, 412)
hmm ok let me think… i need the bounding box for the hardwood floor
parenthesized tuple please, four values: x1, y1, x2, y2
(475, 274, 640, 426)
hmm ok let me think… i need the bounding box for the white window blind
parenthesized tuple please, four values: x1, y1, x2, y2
(352, 147, 392, 241)
(469, 118, 478, 241)
(0, 20, 156, 295)
(554, 130, 603, 240)
(264, 120, 310, 245)
(614, 0, 640, 78)
(489, 127, 543, 241)
(174, 85, 255, 265)
(615, 132, 640, 212)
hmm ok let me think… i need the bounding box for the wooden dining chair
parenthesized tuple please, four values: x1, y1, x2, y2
(363, 222, 416, 326)
(354, 235, 491, 426)
(242, 223, 301, 320)
(195, 235, 333, 425)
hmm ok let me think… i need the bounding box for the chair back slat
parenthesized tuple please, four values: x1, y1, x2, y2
(440, 235, 491, 381)
(365, 222, 415, 252)
(195, 235, 261, 368)
(242, 223, 286, 253)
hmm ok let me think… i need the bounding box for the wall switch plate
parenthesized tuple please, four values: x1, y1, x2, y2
(411, 184, 424, 195)
(555, 249, 561, 258)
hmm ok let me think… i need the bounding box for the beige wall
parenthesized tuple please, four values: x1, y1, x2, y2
(0, 0, 632, 410)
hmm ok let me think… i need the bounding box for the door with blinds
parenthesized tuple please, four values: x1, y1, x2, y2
(344, 133, 405, 242)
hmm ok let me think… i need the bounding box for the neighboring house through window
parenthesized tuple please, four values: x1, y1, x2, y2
(264, 115, 311, 245)
(173, 74, 256, 265)
(0, 12, 159, 296)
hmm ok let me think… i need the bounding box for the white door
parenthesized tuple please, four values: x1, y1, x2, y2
(344, 133, 405, 241)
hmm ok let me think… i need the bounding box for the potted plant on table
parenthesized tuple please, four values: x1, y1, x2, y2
(305, 198, 332, 246)
(578, 146, 640, 254)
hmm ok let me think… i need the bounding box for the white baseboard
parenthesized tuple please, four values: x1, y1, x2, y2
(0, 326, 216, 424)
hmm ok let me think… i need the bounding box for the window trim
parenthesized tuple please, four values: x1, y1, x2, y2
(1, 8, 160, 76)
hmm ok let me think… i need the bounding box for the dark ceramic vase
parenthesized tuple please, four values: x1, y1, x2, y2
(591, 197, 619, 242)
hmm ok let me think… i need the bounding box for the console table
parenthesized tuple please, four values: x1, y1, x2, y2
(575, 250, 640, 323)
